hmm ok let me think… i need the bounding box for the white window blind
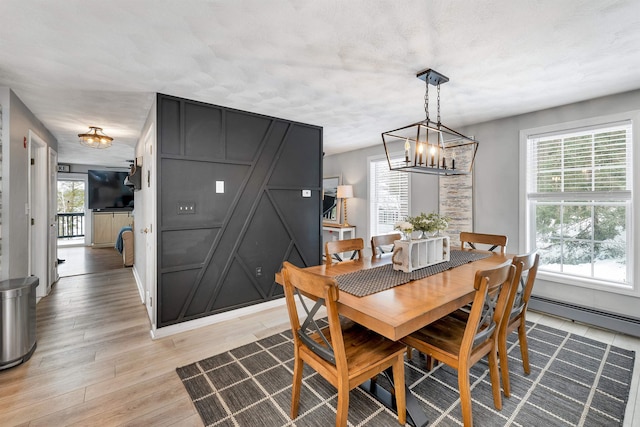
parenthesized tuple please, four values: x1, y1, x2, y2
(369, 156, 409, 237)
(528, 124, 631, 195)
(525, 121, 633, 288)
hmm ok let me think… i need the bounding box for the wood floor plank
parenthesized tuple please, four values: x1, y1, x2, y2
(68, 379, 189, 426)
(123, 396, 197, 427)
(0, 363, 115, 410)
(29, 372, 181, 426)
(0, 389, 86, 426)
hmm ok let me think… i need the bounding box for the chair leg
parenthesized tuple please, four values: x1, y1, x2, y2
(407, 346, 413, 360)
(425, 355, 436, 371)
(518, 321, 531, 375)
(290, 357, 303, 419)
(457, 362, 473, 427)
(392, 355, 407, 425)
(335, 381, 350, 427)
(488, 347, 503, 411)
(498, 331, 511, 398)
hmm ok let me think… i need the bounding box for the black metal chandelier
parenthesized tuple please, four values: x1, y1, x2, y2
(381, 69, 478, 175)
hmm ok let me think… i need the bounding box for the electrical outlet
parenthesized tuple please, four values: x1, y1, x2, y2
(255, 267, 262, 277)
(177, 202, 196, 214)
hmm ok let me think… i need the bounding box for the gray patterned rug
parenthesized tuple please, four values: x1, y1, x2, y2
(177, 321, 635, 426)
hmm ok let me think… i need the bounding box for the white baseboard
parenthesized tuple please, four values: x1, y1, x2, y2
(149, 298, 286, 340)
(131, 265, 144, 304)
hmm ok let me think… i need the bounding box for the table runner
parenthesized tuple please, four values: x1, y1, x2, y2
(335, 250, 493, 297)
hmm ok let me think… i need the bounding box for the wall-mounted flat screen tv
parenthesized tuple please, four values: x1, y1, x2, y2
(88, 170, 134, 210)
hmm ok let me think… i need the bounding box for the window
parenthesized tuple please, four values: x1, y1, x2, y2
(523, 119, 633, 290)
(57, 179, 86, 239)
(369, 154, 409, 238)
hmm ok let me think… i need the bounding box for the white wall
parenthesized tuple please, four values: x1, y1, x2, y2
(132, 97, 157, 327)
(3, 89, 57, 280)
(325, 88, 640, 318)
(0, 88, 8, 280)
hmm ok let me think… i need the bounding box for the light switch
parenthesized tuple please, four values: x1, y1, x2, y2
(216, 181, 224, 193)
(177, 202, 196, 214)
(302, 189, 311, 197)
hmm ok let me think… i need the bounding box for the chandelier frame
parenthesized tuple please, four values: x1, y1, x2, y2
(381, 69, 478, 175)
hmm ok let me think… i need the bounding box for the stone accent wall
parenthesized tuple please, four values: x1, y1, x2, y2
(439, 143, 474, 247)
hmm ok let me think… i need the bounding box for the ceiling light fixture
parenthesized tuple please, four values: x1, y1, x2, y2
(78, 126, 113, 149)
(381, 69, 478, 175)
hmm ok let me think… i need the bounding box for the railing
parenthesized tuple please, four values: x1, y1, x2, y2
(57, 213, 85, 238)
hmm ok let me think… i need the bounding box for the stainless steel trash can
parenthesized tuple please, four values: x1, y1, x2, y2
(0, 276, 38, 370)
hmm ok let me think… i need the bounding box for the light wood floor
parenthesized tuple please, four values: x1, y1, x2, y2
(57, 245, 124, 277)
(1, 247, 638, 426)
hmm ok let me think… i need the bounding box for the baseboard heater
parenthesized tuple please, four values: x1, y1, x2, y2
(529, 295, 640, 339)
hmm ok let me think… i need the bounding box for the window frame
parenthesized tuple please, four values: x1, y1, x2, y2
(367, 152, 411, 244)
(519, 111, 640, 296)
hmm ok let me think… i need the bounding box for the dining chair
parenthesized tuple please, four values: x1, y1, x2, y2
(401, 260, 518, 427)
(371, 233, 402, 256)
(498, 250, 540, 398)
(459, 231, 508, 254)
(281, 261, 407, 427)
(325, 238, 364, 266)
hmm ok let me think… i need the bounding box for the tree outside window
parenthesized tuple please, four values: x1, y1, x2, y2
(57, 180, 85, 213)
(525, 122, 632, 287)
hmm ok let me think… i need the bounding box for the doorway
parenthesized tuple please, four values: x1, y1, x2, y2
(27, 130, 56, 298)
(57, 176, 86, 247)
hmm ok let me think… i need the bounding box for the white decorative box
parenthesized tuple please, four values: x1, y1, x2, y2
(391, 236, 450, 273)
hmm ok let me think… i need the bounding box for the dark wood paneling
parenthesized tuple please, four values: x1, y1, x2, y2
(156, 94, 322, 327)
(225, 111, 271, 162)
(161, 228, 218, 268)
(159, 98, 181, 155)
(160, 158, 250, 228)
(184, 102, 223, 158)
(269, 125, 323, 188)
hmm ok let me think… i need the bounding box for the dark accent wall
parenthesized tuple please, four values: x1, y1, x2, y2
(157, 94, 322, 327)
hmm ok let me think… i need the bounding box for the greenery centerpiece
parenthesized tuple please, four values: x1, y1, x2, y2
(407, 212, 450, 239)
(394, 221, 414, 241)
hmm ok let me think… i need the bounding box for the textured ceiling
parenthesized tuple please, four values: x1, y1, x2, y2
(1, 0, 640, 167)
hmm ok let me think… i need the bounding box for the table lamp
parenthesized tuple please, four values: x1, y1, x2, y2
(337, 184, 353, 226)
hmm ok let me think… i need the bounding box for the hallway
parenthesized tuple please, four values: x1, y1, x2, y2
(57, 245, 124, 277)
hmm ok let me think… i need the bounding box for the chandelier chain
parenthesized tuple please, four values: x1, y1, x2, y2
(437, 83, 441, 125)
(424, 78, 429, 121)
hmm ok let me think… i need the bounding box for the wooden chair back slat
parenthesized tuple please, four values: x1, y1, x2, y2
(498, 250, 540, 398)
(281, 261, 407, 426)
(371, 233, 402, 256)
(461, 261, 518, 360)
(459, 231, 508, 254)
(402, 260, 518, 427)
(325, 238, 364, 266)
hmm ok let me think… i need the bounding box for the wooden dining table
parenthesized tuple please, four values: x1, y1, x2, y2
(282, 250, 511, 341)
(275, 249, 512, 427)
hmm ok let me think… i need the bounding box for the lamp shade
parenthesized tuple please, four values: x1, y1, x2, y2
(337, 185, 353, 199)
